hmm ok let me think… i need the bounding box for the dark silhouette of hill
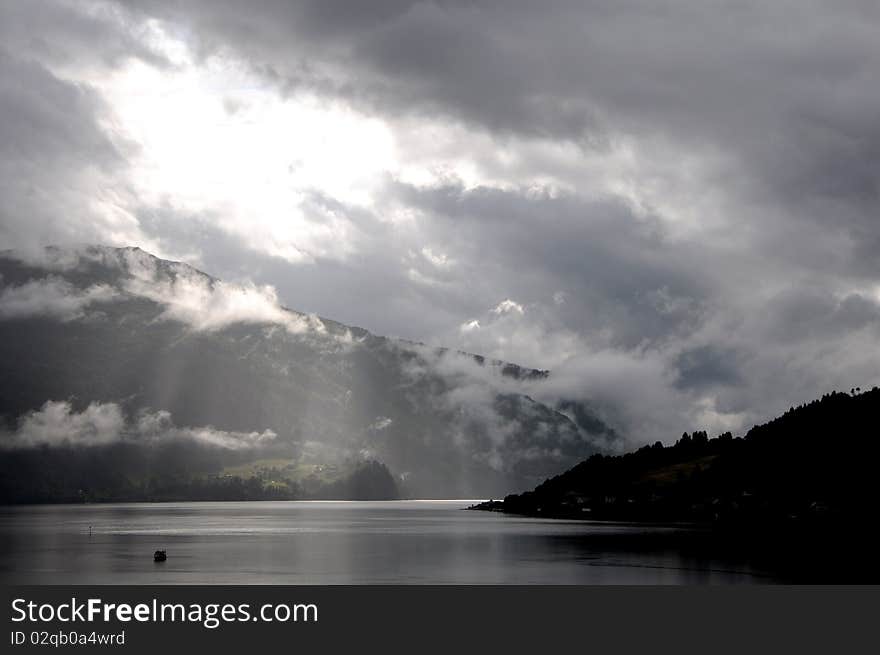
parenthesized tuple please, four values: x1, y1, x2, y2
(475, 387, 880, 529)
(0, 444, 399, 503)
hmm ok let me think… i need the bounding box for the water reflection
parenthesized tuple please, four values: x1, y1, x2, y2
(0, 501, 781, 584)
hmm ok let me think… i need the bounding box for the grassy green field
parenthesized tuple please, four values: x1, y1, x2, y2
(221, 459, 345, 486)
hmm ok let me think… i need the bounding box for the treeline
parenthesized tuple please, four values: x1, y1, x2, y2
(479, 387, 880, 529)
(0, 443, 399, 503)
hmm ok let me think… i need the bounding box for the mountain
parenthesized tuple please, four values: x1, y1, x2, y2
(474, 387, 880, 528)
(0, 245, 613, 500)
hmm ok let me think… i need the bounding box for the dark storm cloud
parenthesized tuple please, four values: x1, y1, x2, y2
(0, 52, 113, 161)
(673, 346, 744, 392)
(0, 1, 173, 252)
(113, 1, 880, 277)
(0, 0, 168, 70)
(389, 180, 713, 348)
(119, 0, 605, 139)
(0, 50, 128, 248)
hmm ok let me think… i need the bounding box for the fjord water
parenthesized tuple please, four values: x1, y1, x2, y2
(0, 501, 780, 584)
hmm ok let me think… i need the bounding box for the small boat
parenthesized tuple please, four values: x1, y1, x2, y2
(153, 550, 167, 562)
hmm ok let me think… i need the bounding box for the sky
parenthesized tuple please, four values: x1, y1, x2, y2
(1, 0, 879, 443)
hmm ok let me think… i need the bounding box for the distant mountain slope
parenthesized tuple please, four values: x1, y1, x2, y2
(0, 246, 613, 499)
(476, 388, 880, 526)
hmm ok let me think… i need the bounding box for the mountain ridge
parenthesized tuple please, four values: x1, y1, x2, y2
(0, 245, 614, 500)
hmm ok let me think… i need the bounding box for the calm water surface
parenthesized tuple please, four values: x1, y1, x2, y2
(0, 501, 782, 584)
